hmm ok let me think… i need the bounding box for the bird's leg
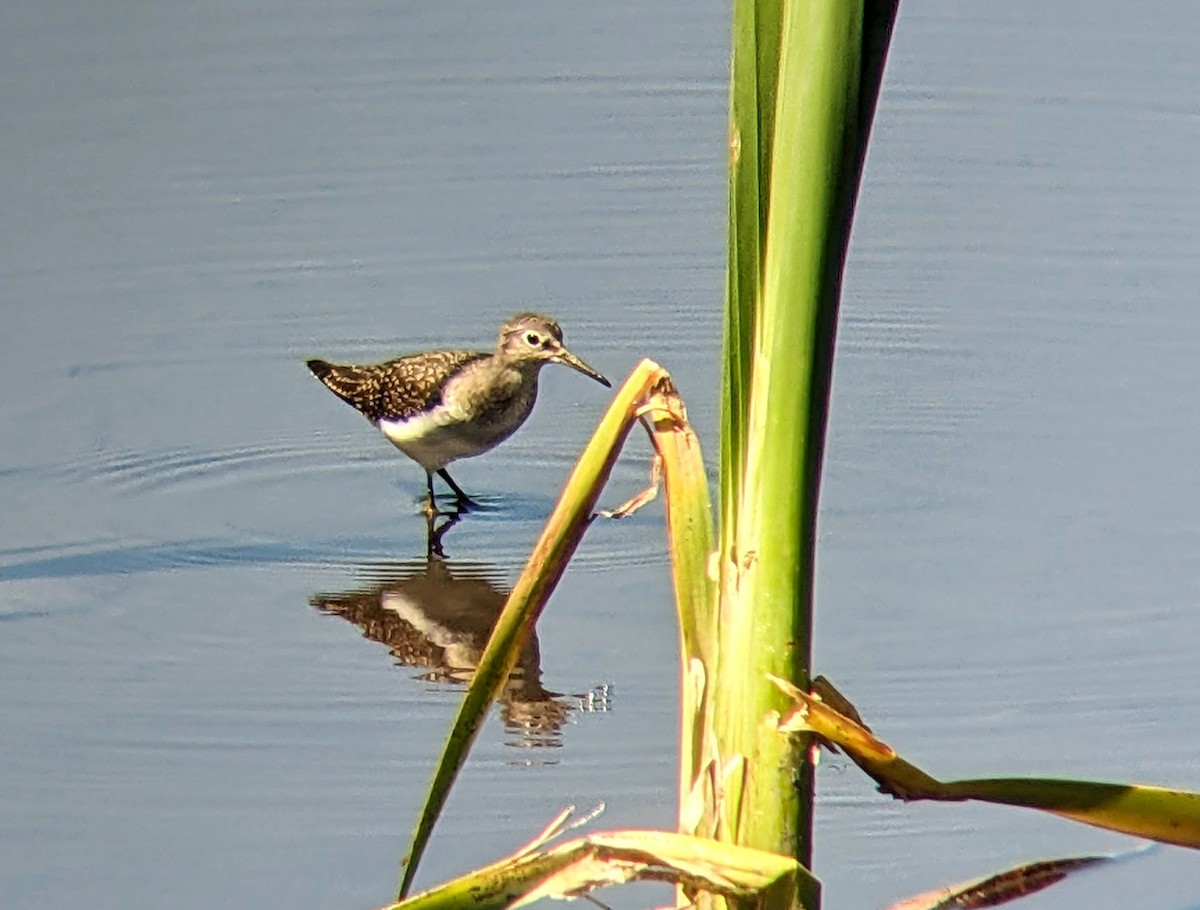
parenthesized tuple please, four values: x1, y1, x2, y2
(437, 468, 476, 510)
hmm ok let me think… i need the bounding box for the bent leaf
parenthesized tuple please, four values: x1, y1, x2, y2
(387, 819, 816, 910)
(774, 678, 1200, 850)
(636, 379, 719, 835)
(885, 853, 1111, 910)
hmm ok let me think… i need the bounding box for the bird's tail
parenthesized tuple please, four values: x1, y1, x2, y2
(306, 359, 381, 419)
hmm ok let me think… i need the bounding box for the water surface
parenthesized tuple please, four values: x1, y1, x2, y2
(3, 1, 1199, 908)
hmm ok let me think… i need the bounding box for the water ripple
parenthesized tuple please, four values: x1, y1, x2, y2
(0, 522, 666, 583)
(60, 439, 342, 493)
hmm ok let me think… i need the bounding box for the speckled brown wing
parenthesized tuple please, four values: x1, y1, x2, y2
(307, 350, 488, 423)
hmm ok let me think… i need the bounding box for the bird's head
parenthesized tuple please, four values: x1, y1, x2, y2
(497, 313, 611, 387)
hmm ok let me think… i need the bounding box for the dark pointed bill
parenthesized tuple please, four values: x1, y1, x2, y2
(556, 349, 611, 388)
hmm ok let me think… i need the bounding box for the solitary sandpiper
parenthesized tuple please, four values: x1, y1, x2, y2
(307, 313, 610, 513)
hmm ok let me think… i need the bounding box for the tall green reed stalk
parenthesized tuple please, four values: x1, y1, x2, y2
(708, 0, 899, 876)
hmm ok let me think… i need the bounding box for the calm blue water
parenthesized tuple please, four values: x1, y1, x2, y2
(2, 1, 1199, 908)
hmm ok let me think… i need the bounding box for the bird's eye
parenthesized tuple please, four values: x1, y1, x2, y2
(524, 331, 542, 346)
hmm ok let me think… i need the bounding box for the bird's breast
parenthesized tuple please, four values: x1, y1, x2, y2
(377, 368, 539, 471)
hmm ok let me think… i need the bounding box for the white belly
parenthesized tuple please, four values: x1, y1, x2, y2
(378, 400, 527, 472)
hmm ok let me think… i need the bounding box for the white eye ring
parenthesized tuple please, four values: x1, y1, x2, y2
(524, 331, 542, 346)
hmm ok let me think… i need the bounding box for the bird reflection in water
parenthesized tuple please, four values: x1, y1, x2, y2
(425, 508, 462, 558)
(310, 555, 608, 750)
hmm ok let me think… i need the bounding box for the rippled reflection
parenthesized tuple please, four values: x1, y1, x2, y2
(310, 556, 606, 749)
